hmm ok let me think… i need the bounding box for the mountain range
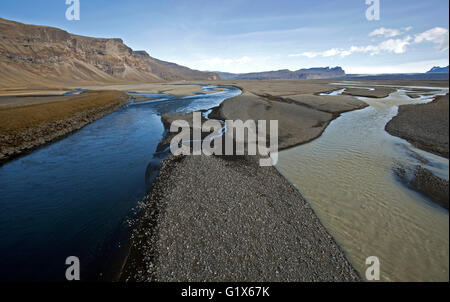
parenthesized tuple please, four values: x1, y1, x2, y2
(0, 17, 218, 89)
(427, 66, 449, 73)
(215, 67, 345, 80)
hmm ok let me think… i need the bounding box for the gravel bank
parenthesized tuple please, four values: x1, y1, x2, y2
(122, 154, 360, 282)
(385, 94, 449, 158)
(387, 93, 449, 208)
(82, 83, 205, 98)
(395, 165, 449, 209)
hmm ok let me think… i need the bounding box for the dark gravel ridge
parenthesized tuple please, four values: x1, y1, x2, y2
(385, 94, 449, 158)
(122, 154, 361, 282)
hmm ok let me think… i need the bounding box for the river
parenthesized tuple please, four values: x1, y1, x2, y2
(0, 85, 241, 281)
(277, 85, 449, 281)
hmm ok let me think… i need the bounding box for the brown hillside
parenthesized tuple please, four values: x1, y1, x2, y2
(0, 18, 218, 90)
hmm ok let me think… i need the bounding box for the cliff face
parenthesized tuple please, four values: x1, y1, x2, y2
(0, 18, 218, 89)
(215, 67, 345, 80)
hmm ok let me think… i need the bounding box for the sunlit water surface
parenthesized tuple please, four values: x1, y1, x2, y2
(277, 87, 449, 281)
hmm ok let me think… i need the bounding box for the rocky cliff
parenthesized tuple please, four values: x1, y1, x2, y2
(0, 18, 218, 89)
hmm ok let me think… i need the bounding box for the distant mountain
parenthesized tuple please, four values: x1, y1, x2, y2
(215, 67, 345, 80)
(427, 66, 449, 73)
(0, 18, 218, 89)
(296, 67, 345, 78)
(345, 73, 449, 80)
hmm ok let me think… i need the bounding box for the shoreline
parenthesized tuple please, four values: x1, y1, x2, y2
(385, 94, 449, 159)
(0, 90, 130, 165)
(386, 93, 449, 208)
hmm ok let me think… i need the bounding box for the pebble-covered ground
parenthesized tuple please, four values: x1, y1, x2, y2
(122, 154, 360, 282)
(386, 94, 449, 158)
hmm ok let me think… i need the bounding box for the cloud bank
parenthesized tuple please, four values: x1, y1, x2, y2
(290, 27, 448, 59)
(289, 36, 412, 58)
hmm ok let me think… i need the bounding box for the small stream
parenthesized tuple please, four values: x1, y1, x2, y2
(277, 85, 449, 281)
(0, 85, 241, 281)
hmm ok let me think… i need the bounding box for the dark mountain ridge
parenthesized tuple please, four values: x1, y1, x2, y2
(427, 66, 449, 73)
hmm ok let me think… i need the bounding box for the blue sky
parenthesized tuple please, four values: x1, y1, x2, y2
(1, 0, 448, 73)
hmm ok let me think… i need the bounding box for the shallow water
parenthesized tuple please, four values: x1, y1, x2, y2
(0, 85, 241, 281)
(277, 87, 449, 281)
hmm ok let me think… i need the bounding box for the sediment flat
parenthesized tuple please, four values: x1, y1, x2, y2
(123, 154, 360, 282)
(341, 87, 396, 98)
(0, 90, 130, 163)
(0, 89, 69, 97)
(81, 83, 205, 97)
(0, 92, 78, 109)
(213, 91, 333, 150)
(211, 90, 367, 150)
(283, 94, 368, 113)
(386, 94, 449, 158)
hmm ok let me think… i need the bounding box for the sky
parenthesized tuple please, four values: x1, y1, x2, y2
(1, 0, 449, 74)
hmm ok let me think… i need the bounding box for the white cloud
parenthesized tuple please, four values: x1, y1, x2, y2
(376, 36, 412, 54)
(369, 27, 402, 38)
(414, 27, 449, 51)
(289, 36, 412, 58)
(322, 48, 341, 57)
(289, 27, 449, 60)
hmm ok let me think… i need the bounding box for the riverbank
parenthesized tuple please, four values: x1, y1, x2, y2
(81, 83, 207, 98)
(386, 94, 449, 158)
(0, 90, 130, 164)
(386, 93, 449, 209)
(395, 166, 449, 209)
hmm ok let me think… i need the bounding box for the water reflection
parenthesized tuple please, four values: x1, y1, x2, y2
(0, 85, 241, 281)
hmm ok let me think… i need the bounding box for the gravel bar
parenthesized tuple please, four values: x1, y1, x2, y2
(122, 154, 360, 282)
